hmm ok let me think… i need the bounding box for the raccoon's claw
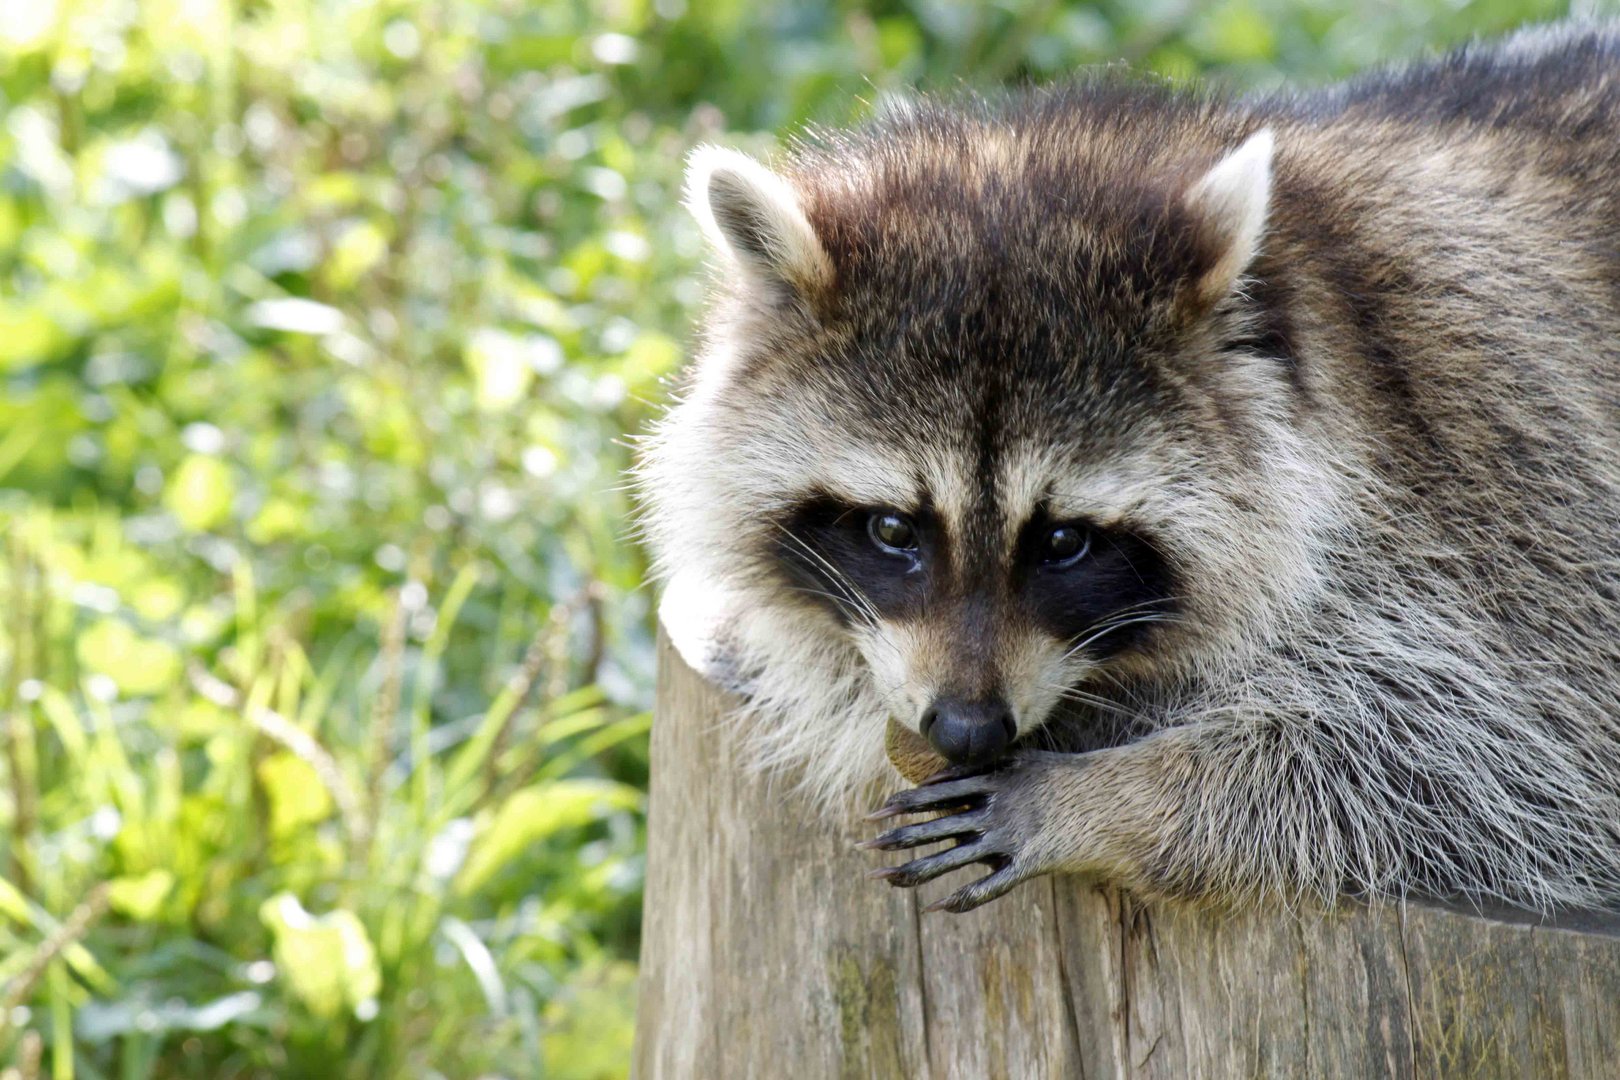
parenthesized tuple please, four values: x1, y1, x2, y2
(865, 774, 996, 820)
(859, 808, 989, 850)
(867, 843, 999, 887)
(864, 771, 1027, 912)
(869, 824, 1025, 912)
(923, 862, 1026, 913)
(919, 762, 998, 785)
(865, 750, 1073, 912)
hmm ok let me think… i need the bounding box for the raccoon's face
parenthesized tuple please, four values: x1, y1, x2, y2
(643, 111, 1336, 789)
(775, 490, 1173, 766)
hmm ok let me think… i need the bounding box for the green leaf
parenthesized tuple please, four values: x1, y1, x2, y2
(108, 869, 175, 920)
(0, 878, 33, 925)
(0, 304, 67, 369)
(257, 752, 335, 837)
(259, 894, 381, 1020)
(76, 618, 182, 697)
(456, 779, 642, 895)
(326, 219, 389, 289)
(164, 454, 236, 532)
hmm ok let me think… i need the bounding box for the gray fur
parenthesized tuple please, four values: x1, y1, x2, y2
(639, 23, 1620, 913)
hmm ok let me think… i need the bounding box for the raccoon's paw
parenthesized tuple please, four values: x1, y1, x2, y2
(860, 751, 1070, 913)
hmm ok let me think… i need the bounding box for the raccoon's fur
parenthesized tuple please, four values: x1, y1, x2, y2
(638, 23, 1620, 913)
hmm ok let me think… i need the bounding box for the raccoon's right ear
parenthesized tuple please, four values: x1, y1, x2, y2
(1182, 128, 1274, 309)
(685, 146, 834, 309)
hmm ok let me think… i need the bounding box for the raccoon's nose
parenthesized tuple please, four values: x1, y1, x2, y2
(919, 696, 1016, 767)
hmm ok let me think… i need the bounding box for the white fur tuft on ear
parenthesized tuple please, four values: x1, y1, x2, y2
(684, 145, 833, 302)
(1185, 128, 1274, 305)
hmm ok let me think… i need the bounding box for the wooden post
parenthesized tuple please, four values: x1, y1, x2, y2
(634, 636, 1620, 1078)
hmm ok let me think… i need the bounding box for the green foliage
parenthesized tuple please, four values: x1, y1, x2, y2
(0, 0, 1586, 1076)
(1, 516, 646, 1077)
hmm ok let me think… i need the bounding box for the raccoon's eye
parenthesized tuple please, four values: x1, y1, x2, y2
(867, 512, 919, 554)
(1040, 525, 1091, 567)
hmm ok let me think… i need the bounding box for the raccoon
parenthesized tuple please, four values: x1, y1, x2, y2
(637, 23, 1620, 914)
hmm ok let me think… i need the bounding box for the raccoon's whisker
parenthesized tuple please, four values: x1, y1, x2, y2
(1072, 602, 1180, 631)
(1093, 667, 1151, 710)
(783, 569, 869, 619)
(1060, 598, 1182, 645)
(1083, 596, 1184, 623)
(785, 585, 877, 622)
(774, 531, 912, 677)
(773, 526, 882, 626)
(1031, 724, 1065, 753)
(1059, 614, 1179, 663)
(776, 528, 879, 624)
(875, 680, 913, 722)
(1035, 684, 1139, 720)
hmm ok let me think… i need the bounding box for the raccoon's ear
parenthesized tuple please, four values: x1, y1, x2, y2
(1183, 128, 1274, 307)
(685, 146, 834, 307)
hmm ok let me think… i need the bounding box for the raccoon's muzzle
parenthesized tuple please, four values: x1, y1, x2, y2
(921, 695, 1016, 766)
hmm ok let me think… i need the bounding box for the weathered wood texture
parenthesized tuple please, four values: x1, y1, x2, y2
(634, 637, 1620, 1078)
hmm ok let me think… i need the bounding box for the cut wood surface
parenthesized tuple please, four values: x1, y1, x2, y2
(633, 636, 1620, 1079)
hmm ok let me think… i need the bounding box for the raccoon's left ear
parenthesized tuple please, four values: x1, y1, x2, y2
(1183, 128, 1274, 308)
(685, 146, 834, 309)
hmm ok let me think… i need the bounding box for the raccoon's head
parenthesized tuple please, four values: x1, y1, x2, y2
(640, 97, 1342, 800)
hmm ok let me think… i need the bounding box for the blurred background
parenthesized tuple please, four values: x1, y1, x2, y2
(0, 0, 1596, 1076)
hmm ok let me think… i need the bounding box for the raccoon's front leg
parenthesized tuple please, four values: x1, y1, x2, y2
(863, 742, 1184, 913)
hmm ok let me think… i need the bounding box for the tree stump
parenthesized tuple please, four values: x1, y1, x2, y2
(634, 636, 1620, 1078)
